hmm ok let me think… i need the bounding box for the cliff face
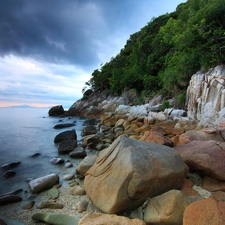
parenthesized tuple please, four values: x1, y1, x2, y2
(186, 65, 225, 127)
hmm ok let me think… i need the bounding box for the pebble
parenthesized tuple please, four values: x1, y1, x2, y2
(22, 200, 35, 210)
(37, 201, 64, 209)
(50, 157, 65, 164)
(47, 187, 59, 199)
(68, 186, 86, 196)
(76, 200, 89, 213)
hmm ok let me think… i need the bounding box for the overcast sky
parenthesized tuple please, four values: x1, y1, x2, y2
(0, 0, 186, 108)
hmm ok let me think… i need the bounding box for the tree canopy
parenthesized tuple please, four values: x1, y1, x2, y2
(85, 0, 225, 100)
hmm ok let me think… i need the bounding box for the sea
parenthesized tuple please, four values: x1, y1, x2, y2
(0, 107, 85, 194)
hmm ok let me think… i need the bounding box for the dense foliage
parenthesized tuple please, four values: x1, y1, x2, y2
(84, 0, 225, 101)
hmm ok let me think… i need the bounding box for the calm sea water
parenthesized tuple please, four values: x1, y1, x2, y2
(0, 108, 85, 194)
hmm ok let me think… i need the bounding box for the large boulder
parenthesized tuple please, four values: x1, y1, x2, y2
(175, 140, 225, 180)
(84, 136, 189, 213)
(48, 105, 64, 116)
(54, 130, 77, 143)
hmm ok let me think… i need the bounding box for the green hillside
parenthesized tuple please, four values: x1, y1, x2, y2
(83, 0, 225, 104)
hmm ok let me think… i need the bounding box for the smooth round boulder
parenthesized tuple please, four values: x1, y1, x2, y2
(54, 130, 77, 143)
(29, 174, 59, 194)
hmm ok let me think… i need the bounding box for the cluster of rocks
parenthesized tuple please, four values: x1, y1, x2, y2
(1, 65, 225, 224)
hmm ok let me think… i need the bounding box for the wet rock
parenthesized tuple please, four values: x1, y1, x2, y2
(82, 118, 97, 126)
(50, 157, 65, 164)
(1, 161, 21, 169)
(0, 188, 23, 197)
(3, 170, 16, 178)
(79, 212, 146, 225)
(54, 130, 77, 143)
(64, 162, 73, 168)
(0, 195, 22, 206)
(84, 136, 188, 213)
(48, 105, 64, 116)
(32, 212, 80, 225)
(30, 153, 41, 157)
(29, 174, 59, 194)
(58, 140, 77, 153)
(54, 123, 75, 129)
(69, 146, 86, 158)
(37, 201, 63, 209)
(22, 200, 35, 209)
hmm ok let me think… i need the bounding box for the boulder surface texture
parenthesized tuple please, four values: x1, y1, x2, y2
(84, 136, 188, 213)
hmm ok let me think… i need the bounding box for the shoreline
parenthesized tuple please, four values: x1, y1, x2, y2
(0, 178, 101, 224)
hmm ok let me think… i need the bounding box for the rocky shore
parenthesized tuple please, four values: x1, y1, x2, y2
(1, 65, 225, 224)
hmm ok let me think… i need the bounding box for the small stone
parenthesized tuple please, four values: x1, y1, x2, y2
(50, 157, 65, 164)
(37, 201, 64, 209)
(64, 174, 74, 181)
(76, 201, 89, 213)
(64, 162, 73, 168)
(68, 186, 86, 196)
(22, 200, 35, 209)
(47, 187, 59, 199)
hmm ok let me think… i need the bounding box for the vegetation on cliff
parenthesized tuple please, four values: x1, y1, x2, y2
(83, 0, 225, 104)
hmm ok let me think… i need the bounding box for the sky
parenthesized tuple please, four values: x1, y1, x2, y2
(0, 0, 186, 108)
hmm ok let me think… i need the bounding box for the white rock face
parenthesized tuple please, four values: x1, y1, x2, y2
(187, 65, 225, 127)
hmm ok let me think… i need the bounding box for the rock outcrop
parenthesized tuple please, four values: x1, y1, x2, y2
(84, 136, 188, 213)
(186, 65, 225, 127)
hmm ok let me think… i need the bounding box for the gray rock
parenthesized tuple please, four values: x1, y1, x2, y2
(50, 157, 65, 164)
(29, 174, 59, 194)
(69, 145, 86, 158)
(81, 125, 97, 136)
(1, 161, 21, 169)
(54, 130, 77, 143)
(58, 140, 77, 153)
(54, 123, 75, 129)
(48, 105, 64, 116)
(3, 170, 16, 178)
(0, 195, 22, 206)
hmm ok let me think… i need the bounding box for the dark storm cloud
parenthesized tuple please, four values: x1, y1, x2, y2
(0, 0, 144, 68)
